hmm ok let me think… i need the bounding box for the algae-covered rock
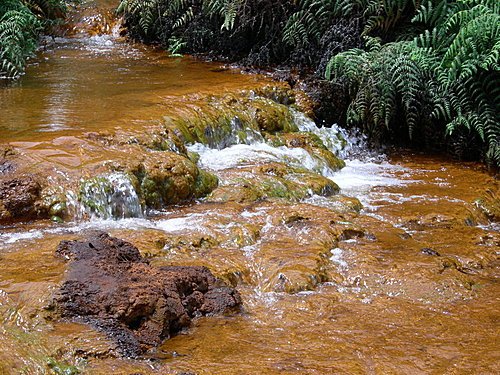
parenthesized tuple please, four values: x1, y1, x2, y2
(207, 162, 339, 204)
(194, 169, 218, 197)
(252, 98, 297, 134)
(268, 132, 345, 172)
(207, 185, 263, 204)
(164, 94, 298, 148)
(250, 84, 295, 105)
(125, 151, 218, 208)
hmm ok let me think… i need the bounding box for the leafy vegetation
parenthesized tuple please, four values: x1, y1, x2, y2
(327, 0, 499, 166)
(0, 0, 66, 78)
(117, 0, 362, 67)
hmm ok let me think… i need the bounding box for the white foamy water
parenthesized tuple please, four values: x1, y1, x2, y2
(187, 108, 417, 211)
(330, 248, 348, 270)
(154, 214, 206, 233)
(334, 159, 408, 194)
(292, 109, 346, 155)
(188, 142, 338, 176)
(70, 172, 143, 220)
(292, 110, 415, 206)
(0, 230, 44, 245)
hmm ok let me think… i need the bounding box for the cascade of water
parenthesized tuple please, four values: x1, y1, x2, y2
(187, 108, 345, 177)
(203, 116, 265, 149)
(71, 172, 143, 220)
(291, 109, 347, 156)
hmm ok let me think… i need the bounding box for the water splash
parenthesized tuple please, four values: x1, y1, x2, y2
(291, 109, 346, 156)
(188, 141, 339, 177)
(204, 116, 265, 149)
(74, 172, 143, 220)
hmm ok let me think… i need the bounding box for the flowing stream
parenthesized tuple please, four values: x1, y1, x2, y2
(0, 1, 498, 374)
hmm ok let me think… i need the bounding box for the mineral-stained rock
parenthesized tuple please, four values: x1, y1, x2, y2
(53, 231, 241, 357)
(0, 175, 46, 223)
(472, 183, 500, 223)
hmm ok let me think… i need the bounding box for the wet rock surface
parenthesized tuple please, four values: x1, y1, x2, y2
(53, 231, 241, 357)
(0, 175, 46, 223)
(208, 163, 339, 204)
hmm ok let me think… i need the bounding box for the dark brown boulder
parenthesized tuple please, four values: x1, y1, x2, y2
(53, 232, 241, 357)
(0, 175, 44, 223)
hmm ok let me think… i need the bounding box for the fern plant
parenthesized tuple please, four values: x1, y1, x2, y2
(418, 0, 500, 165)
(326, 39, 439, 140)
(0, 0, 41, 78)
(203, 0, 242, 31)
(0, 0, 66, 79)
(327, 0, 499, 166)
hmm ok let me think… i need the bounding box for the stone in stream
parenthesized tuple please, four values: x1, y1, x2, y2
(0, 175, 46, 223)
(52, 231, 241, 358)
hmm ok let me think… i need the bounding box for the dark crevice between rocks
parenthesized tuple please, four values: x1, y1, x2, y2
(50, 231, 242, 358)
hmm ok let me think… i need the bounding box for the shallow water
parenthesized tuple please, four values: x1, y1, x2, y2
(0, 1, 268, 143)
(0, 1, 499, 374)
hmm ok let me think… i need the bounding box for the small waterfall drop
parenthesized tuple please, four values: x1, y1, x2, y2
(73, 172, 143, 220)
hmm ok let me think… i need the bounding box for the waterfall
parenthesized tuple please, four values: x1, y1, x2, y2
(72, 172, 143, 220)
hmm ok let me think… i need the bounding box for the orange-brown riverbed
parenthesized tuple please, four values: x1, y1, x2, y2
(0, 1, 498, 374)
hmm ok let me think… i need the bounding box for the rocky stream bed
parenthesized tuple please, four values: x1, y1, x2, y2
(0, 1, 499, 374)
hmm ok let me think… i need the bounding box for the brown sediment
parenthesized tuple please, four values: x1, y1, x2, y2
(52, 231, 241, 358)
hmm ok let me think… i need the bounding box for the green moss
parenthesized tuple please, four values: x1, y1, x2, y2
(194, 169, 218, 197)
(140, 176, 165, 208)
(188, 151, 200, 164)
(46, 357, 80, 375)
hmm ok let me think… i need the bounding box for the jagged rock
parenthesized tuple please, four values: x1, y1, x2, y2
(52, 232, 241, 357)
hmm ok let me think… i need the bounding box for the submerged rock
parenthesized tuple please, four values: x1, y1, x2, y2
(52, 232, 241, 357)
(208, 162, 339, 204)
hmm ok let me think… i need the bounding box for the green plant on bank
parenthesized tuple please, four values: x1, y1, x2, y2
(117, 0, 244, 36)
(283, 0, 432, 51)
(0, 0, 66, 78)
(326, 38, 438, 140)
(326, 0, 499, 166)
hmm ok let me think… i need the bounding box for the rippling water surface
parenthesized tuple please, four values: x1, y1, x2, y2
(0, 1, 498, 374)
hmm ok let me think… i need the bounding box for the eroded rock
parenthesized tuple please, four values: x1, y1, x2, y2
(52, 232, 241, 357)
(0, 175, 46, 223)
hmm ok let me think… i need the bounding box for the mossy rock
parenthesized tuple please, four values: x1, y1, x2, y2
(273, 132, 345, 172)
(163, 94, 298, 148)
(194, 169, 219, 197)
(207, 185, 263, 204)
(252, 98, 297, 133)
(209, 163, 339, 204)
(250, 84, 295, 105)
(126, 152, 218, 208)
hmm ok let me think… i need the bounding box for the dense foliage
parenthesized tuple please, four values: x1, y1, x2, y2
(326, 0, 499, 166)
(117, 0, 363, 67)
(0, 0, 66, 78)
